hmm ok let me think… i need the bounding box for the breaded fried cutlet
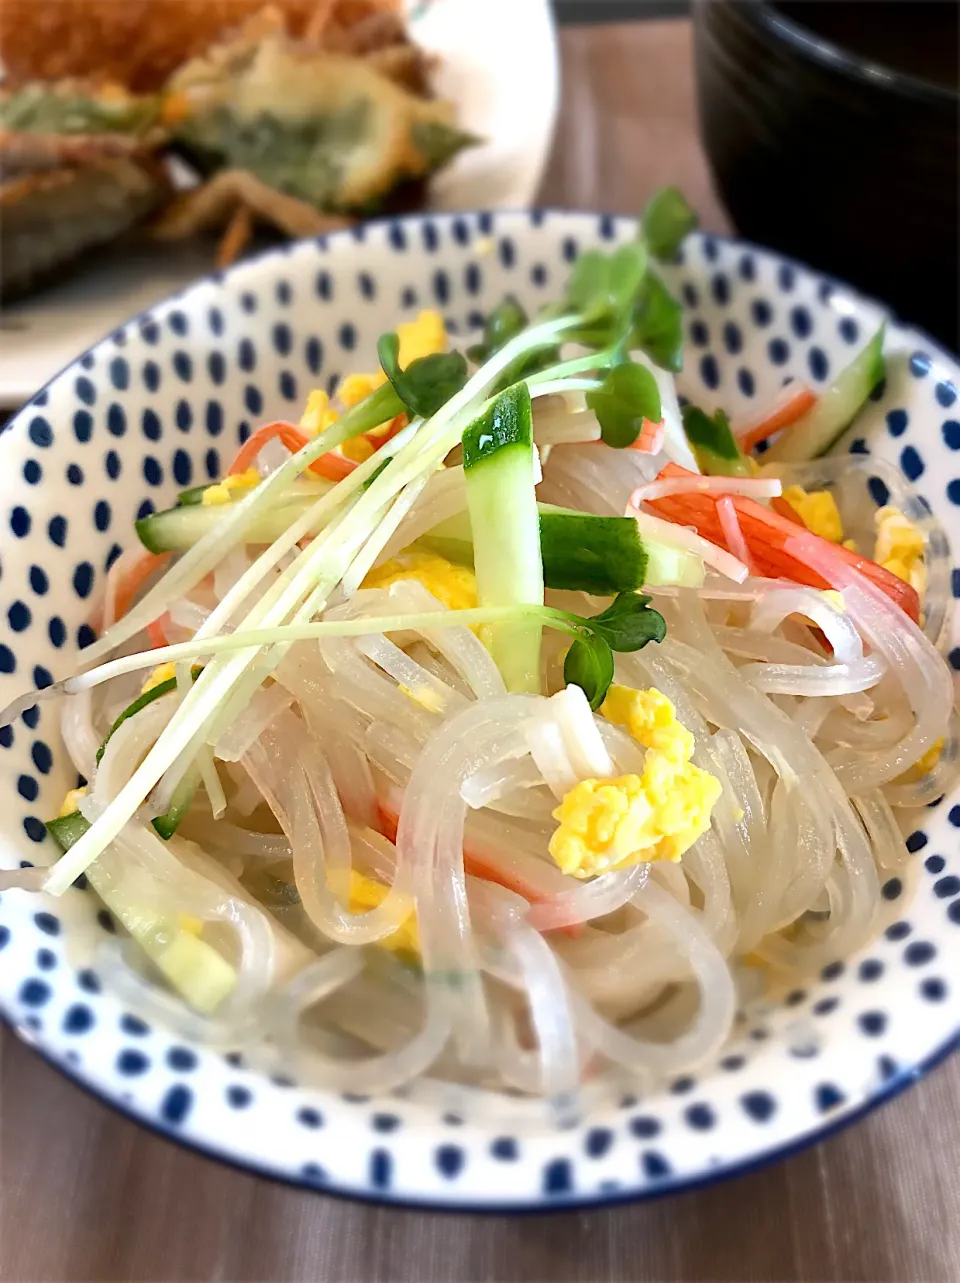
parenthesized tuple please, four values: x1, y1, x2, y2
(0, 0, 403, 92)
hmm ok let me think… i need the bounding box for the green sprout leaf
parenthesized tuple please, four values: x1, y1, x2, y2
(561, 243, 649, 348)
(586, 362, 662, 448)
(563, 593, 666, 707)
(586, 592, 667, 651)
(642, 186, 698, 261)
(630, 271, 684, 373)
(467, 295, 528, 362)
(377, 332, 468, 418)
(564, 632, 615, 710)
(467, 295, 560, 386)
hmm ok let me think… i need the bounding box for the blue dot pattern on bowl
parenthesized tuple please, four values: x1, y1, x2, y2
(0, 211, 958, 1211)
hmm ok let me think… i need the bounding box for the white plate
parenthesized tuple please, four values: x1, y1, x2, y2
(0, 0, 558, 407)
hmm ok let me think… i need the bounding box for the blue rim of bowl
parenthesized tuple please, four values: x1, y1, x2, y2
(2, 208, 959, 1211)
(737, 1, 958, 110)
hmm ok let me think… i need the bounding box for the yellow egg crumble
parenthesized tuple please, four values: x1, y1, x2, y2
(361, 551, 478, 613)
(548, 686, 722, 878)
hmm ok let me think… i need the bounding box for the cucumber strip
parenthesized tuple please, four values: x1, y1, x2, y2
(538, 513, 647, 592)
(96, 670, 201, 838)
(46, 814, 236, 1013)
(681, 404, 753, 477)
(462, 382, 544, 692)
(152, 766, 202, 840)
(642, 540, 705, 588)
(136, 491, 333, 553)
(763, 326, 886, 462)
(422, 505, 705, 591)
(47, 811, 91, 850)
(176, 483, 211, 507)
(96, 667, 202, 766)
(177, 478, 331, 508)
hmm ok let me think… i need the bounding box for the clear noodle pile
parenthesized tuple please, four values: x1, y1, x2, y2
(3, 189, 957, 1124)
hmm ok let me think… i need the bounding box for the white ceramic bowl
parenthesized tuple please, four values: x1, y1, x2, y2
(1, 212, 958, 1209)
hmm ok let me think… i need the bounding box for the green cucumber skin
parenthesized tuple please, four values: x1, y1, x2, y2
(462, 383, 533, 469)
(426, 508, 703, 592)
(47, 809, 236, 1013)
(680, 405, 753, 476)
(176, 484, 210, 507)
(49, 780, 197, 845)
(463, 384, 543, 692)
(764, 326, 885, 463)
(151, 768, 201, 840)
(136, 490, 332, 553)
(693, 444, 754, 478)
(46, 812, 90, 851)
(538, 513, 647, 593)
(95, 668, 203, 766)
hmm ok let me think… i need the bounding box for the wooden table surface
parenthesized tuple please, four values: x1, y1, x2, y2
(4, 19, 960, 1283)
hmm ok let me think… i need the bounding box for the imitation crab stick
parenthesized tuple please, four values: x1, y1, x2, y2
(89, 549, 172, 634)
(227, 422, 358, 483)
(375, 801, 581, 937)
(644, 464, 921, 622)
(735, 383, 818, 454)
(630, 418, 666, 455)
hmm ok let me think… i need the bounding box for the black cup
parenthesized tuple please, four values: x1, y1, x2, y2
(693, 0, 959, 352)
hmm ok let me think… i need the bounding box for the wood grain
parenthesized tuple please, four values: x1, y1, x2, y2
(2, 20, 958, 1283)
(539, 20, 729, 230)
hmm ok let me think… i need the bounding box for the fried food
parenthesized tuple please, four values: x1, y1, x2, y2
(166, 19, 475, 212)
(0, 0, 403, 93)
(151, 168, 351, 241)
(1, 158, 170, 300)
(0, 82, 171, 299)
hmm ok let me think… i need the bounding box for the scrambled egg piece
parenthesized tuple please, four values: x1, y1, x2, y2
(549, 686, 722, 878)
(601, 685, 694, 763)
(338, 372, 382, 409)
(361, 551, 478, 613)
(201, 467, 261, 507)
(348, 871, 419, 956)
(299, 311, 445, 458)
(393, 309, 446, 369)
(58, 786, 87, 818)
(142, 661, 178, 694)
(782, 486, 845, 544)
(873, 506, 926, 596)
(340, 435, 378, 464)
(300, 389, 340, 437)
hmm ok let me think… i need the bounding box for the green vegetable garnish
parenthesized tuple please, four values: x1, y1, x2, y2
(763, 325, 886, 463)
(681, 403, 753, 477)
(560, 243, 649, 348)
(563, 593, 667, 709)
(466, 295, 529, 363)
(377, 333, 469, 418)
(421, 506, 704, 594)
(584, 592, 669, 651)
(630, 272, 684, 373)
(463, 382, 544, 692)
(45, 812, 236, 1012)
(563, 633, 615, 712)
(642, 186, 698, 261)
(586, 362, 662, 448)
(467, 295, 560, 386)
(95, 667, 203, 765)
